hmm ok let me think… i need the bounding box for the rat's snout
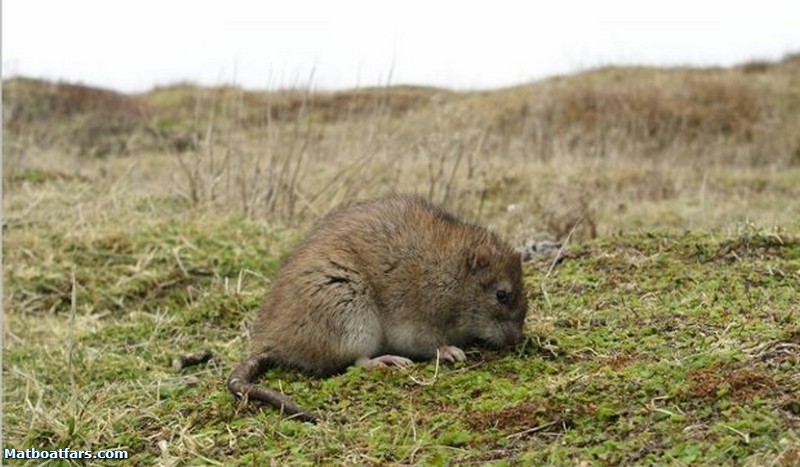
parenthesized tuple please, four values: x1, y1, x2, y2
(503, 322, 525, 346)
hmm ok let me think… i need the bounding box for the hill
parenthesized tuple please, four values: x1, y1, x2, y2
(4, 53, 800, 164)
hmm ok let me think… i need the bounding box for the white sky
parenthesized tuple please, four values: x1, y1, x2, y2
(3, 0, 799, 93)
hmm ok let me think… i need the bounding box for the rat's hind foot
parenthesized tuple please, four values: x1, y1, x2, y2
(356, 354, 414, 370)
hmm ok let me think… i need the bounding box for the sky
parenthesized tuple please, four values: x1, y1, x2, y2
(3, 0, 799, 93)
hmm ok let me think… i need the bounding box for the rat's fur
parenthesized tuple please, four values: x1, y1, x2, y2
(228, 195, 528, 422)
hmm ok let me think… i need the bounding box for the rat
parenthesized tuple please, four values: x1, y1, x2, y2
(227, 194, 528, 422)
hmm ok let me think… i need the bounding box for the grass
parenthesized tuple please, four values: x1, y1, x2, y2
(4, 202, 798, 464)
(3, 54, 800, 464)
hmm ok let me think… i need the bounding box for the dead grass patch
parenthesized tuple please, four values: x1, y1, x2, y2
(687, 362, 776, 404)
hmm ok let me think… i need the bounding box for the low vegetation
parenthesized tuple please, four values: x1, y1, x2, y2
(3, 54, 799, 464)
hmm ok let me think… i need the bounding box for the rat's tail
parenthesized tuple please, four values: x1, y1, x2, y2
(227, 354, 318, 423)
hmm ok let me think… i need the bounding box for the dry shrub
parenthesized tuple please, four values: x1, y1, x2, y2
(145, 84, 445, 128)
(498, 182, 599, 243)
(2, 78, 156, 156)
(532, 189, 598, 241)
(737, 60, 772, 74)
(247, 86, 444, 125)
(2, 78, 147, 124)
(531, 71, 760, 158)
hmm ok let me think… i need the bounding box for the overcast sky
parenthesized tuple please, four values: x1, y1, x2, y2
(3, 1, 799, 93)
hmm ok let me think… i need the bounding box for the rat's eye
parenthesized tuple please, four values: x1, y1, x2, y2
(496, 289, 511, 304)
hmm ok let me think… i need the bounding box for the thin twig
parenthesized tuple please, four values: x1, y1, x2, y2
(506, 419, 563, 439)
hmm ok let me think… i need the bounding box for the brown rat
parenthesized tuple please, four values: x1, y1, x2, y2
(228, 194, 528, 422)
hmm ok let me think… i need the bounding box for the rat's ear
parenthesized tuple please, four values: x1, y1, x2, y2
(470, 244, 492, 273)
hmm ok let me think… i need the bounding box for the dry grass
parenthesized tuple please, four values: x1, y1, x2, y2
(4, 54, 800, 238)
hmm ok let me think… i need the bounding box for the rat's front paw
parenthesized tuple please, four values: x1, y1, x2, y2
(437, 345, 466, 363)
(356, 354, 414, 370)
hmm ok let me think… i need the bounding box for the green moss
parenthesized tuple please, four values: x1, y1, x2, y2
(4, 214, 799, 464)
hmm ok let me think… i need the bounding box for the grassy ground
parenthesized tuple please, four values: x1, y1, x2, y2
(3, 55, 800, 464)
